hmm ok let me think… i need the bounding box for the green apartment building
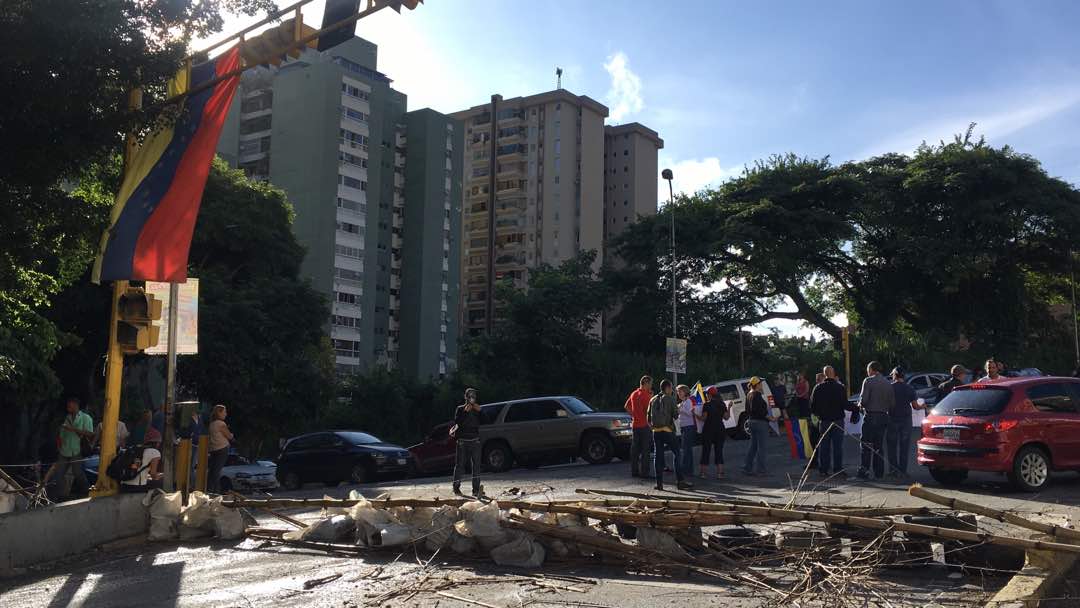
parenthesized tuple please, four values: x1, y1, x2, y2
(217, 36, 462, 379)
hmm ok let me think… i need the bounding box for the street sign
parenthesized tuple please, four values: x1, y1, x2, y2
(665, 337, 687, 374)
(145, 280, 199, 355)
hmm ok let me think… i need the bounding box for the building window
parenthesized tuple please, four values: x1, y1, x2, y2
(335, 244, 364, 259)
(337, 197, 366, 213)
(342, 108, 367, 123)
(239, 115, 271, 135)
(339, 175, 366, 190)
(624, 166, 629, 173)
(335, 291, 358, 305)
(337, 221, 362, 234)
(333, 338, 362, 357)
(338, 151, 367, 168)
(240, 91, 273, 113)
(332, 314, 360, 328)
(340, 82, 370, 100)
(239, 136, 271, 156)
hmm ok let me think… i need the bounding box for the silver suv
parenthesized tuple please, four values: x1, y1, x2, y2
(475, 396, 633, 471)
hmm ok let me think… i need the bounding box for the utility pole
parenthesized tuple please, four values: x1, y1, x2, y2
(162, 282, 180, 491)
(662, 169, 676, 385)
(843, 326, 852, 397)
(1072, 251, 1079, 371)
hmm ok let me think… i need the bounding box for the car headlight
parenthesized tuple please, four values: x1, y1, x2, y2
(235, 472, 252, 479)
(372, 453, 387, 463)
(611, 419, 630, 428)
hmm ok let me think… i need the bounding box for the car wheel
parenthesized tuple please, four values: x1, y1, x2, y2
(281, 471, 302, 491)
(1008, 445, 1050, 492)
(351, 462, 374, 484)
(581, 432, 614, 465)
(483, 441, 513, 472)
(928, 467, 968, 487)
(219, 477, 232, 493)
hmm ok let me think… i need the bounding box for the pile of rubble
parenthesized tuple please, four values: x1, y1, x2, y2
(189, 485, 1080, 604)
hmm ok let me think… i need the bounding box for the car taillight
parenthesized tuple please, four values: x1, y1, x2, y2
(982, 420, 1018, 433)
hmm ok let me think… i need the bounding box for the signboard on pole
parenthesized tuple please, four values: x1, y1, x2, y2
(665, 338, 687, 374)
(145, 280, 199, 355)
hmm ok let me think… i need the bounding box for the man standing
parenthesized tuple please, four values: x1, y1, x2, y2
(886, 368, 917, 478)
(452, 388, 483, 497)
(857, 361, 894, 480)
(46, 397, 94, 499)
(773, 376, 789, 418)
(978, 359, 1002, 383)
(810, 366, 847, 479)
(936, 365, 967, 401)
(648, 380, 692, 491)
(623, 375, 653, 478)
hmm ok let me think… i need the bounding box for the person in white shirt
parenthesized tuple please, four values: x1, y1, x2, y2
(95, 419, 129, 448)
(207, 404, 235, 494)
(120, 428, 163, 492)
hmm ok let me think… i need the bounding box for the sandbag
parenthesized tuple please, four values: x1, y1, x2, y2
(455, 500, 508, 551)
(490, 534, 545, 568)
(284, 514, 356, 542)
(636, 528, 689, 559)
(208, 497, 245, 540)
(423, 506, 461, 552)
(143, 490, 182, 541)
(180, 492, 214, 530)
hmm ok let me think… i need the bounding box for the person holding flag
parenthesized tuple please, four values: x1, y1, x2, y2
(676, 385, 702, 478)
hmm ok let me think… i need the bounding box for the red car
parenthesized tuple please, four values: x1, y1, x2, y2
(917, 376, 1080, 491)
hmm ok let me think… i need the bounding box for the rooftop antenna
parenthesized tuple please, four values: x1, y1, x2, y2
(555, 67, 563, 90)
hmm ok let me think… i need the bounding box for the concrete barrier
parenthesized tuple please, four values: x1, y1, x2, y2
(0, 493, 148, 576)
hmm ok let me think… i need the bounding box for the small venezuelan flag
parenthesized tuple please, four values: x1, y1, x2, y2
(785, 418, 815, 460)
(690, 381, 706, 406)
(93, 46, 242, 283)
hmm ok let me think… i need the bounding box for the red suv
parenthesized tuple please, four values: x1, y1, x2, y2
(917, 377, 1080, 491)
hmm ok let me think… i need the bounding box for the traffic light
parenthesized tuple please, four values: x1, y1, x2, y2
(388, 0, 423, 11)
(240, 17, 318, 67)
(117, 287, 162, 354)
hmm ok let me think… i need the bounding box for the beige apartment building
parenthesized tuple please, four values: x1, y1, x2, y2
(603, 123, 664, 251)
(451, 89, 661, 337)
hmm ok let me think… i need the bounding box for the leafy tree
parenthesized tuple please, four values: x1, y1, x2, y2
(177, 160, 335, 456)
(1, 0, 274, 459)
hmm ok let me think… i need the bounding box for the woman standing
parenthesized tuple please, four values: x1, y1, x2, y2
(698, 387, 727, 478)
(207, 404, 234, 494)
(675, 385, 700, 478)
(742, 377, 777, 476)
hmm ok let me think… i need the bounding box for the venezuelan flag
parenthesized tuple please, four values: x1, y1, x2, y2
(784, 418, 814, 460)
(690, 381, 706, 406)
(93, 47, 242, 283)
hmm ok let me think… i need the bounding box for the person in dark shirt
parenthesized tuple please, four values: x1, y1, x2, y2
(886, 368, 918, 478)
(741, 377, 776, 476)
(452, 388, 483, 497)
(936, 365, 967, 402)
(698, 387, 728, 479)
(810, 366, 848, 478)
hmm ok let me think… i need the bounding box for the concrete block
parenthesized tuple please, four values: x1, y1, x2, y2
(0, 493, 148, 576)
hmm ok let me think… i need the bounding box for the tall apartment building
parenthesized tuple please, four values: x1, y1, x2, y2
(217, 36, 463, 379)
(602, 123, 664, 246)
(450, 90, 608, 336)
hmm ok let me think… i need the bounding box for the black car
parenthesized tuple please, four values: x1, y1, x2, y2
(276, 430, 413, 490)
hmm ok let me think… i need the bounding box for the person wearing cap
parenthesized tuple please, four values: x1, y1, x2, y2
(120, 427, 164, 493)
(452, 388, 483, 497)
(857, 361, 895, 480)
(936, 365, 967, 402)
(698, 386, 728, 478)
(886, 368, 918, 478)
(623, 375, 654, 478)
(741, 377, 776, 477)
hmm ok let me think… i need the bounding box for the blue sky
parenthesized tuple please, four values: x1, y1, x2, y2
(208, 0, 1080, 333)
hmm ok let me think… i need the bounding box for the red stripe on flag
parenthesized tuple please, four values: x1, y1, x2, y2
(784, 419, 800, 459)
(131, 48, 241, 282)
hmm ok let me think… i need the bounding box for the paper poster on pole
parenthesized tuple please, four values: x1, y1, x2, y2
(145, 280, 199, 355)
(665, 338, 687, 374)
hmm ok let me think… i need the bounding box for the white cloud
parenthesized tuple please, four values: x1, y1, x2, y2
(603, 51, 643, 122)
(657, 156, 744, 203)
(861, 85, 1080, 158)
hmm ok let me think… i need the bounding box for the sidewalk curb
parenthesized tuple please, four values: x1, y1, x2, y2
(990, 542, 1079, 607)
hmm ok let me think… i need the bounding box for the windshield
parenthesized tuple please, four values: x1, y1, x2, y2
(337, 431, 382, 445)
(562, 397, 595, 415)
(931, 387, 1012, 416)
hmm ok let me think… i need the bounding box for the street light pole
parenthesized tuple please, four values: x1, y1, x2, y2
(662, 168, 676, 385)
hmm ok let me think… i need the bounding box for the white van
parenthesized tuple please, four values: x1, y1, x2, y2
(706, 377, 780, 439)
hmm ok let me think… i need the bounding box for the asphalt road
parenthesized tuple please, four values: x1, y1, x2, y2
(3, 431, 1079, 608)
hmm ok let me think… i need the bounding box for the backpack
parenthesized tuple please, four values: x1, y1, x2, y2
(106, 445, 150, 482)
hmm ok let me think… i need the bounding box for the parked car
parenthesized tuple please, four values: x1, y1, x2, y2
(276, 431, 412, 490)
(847, 371, 951, 409)
(707, 378, 777, 439)
(916, 376, 1080, 492)
(219, 451, 278, 493)
(411, 396, 632, 474)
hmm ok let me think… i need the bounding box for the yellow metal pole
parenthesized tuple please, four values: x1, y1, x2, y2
(176, 438, 192, 502)
(195, 435, 209, 493)
(91, 87, 141, 498)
